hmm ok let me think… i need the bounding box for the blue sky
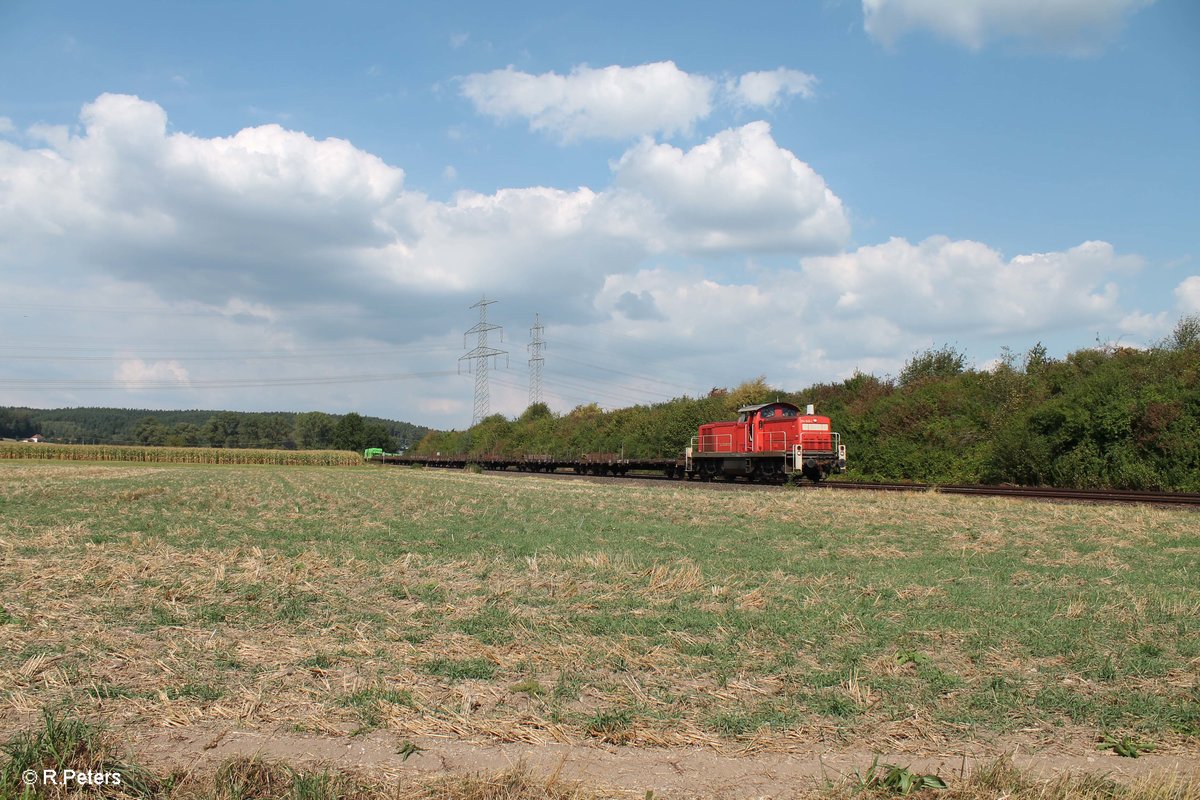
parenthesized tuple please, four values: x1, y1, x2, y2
(1, 0, 1197, 428)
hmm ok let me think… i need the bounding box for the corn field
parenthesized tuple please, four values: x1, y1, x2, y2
(0, 442, 363, 466)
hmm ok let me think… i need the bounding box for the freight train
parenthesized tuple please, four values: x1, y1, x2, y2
(368, 401, 846, 483)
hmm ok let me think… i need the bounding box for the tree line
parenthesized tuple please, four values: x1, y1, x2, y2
(0, 407, 428, 453)
(414, 316, 1200, 491)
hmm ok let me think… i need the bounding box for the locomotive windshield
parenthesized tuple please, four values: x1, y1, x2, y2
(740, 403, 801, 422)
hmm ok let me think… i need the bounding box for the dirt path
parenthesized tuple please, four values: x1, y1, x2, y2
(122, 725, 1199, 799)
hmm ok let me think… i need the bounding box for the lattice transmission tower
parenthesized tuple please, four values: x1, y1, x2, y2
(528, 313, 545, 407)
(459, 295, 507, 426)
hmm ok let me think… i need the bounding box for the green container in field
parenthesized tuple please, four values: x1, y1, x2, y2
(363, 447, 384, 460)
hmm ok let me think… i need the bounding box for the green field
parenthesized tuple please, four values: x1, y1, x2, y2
(1, 461, 1197, 795)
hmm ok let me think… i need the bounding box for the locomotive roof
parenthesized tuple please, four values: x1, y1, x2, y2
(737, 401, 801, 413)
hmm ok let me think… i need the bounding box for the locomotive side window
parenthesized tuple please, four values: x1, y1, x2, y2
(760, 407, 775, 419)
(779, 407, 797, 418)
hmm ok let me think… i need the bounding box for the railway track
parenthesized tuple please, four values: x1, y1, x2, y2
(373, 458, 1200, 508)
(815, 481, 1200, 508)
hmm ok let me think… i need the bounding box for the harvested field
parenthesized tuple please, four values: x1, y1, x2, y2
(1, 461, 1197, 797)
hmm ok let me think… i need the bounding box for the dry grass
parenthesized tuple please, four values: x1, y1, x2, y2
(1, 462, 1197, 764)
(823, 756, 1200, 799)
(204, 757, 608, 800)
(930, 757, 1199, 800)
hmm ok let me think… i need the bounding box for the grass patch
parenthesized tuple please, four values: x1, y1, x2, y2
(340, 688, 416, 732)
(509, 679, 545, 697)
(584, 709, 634, 743)
(707, 706, 801, 736)
(167, 683, 223, 702)
(423, 658, 496, 682)
(455, 605, 517, 645)
(300, 653, 335, 670)
(0, 710, 159, 799)
(86, 683, 143, 701)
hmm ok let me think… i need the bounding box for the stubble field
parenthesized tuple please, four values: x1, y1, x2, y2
(0, 460, 1197, 798)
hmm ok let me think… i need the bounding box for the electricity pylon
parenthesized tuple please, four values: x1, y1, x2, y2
(459, 295, 506, 426)
(528, 313, 545, 407)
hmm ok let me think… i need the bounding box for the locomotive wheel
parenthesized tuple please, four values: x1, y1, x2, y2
(757, 461, 781, 483)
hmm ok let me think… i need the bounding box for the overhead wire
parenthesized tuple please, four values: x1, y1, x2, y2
(4, 313, 720, 416)
(0, 346, 462, 362)
(542, 374, 677, 406)
(488, 374, 618, 412)
(0, 370, 460, 391)
(480, 362, 666, 408)
(552, 353, 702, 395)
(550, 338, 706, 388)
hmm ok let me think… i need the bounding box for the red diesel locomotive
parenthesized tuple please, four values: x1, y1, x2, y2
(687, 401, 846, 482)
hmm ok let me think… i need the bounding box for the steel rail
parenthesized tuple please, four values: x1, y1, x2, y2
(814, 480, 1200, 507)
(372, 458, 1200, 508)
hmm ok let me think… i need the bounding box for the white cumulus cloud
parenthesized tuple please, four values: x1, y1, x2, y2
(1176, 275, 1200, 313)
(0, 93, 406, 307)
(584, 236, 1149, 390)
(726, 68, 817, 109)
(611, 121, 850, 253)
(0, 95, 852, 347)
(461, 62, 821, 141)
(862, 0, 1155, 53)
(461, 62, 714, 141)
(1117, 311, 1170, 341)
(798, 237, 1137, 336)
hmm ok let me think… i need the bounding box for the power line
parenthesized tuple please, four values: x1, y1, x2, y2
(552, 353, 700, 396)
(550, 339, 706, 395)
(493, 368, 667, 410)
(489, 374, 619, 412)
(0, 370, 459, 391)
(542, 375, 670, 407)
(0, 346, 463, 362)
(0, 303, 371, 321)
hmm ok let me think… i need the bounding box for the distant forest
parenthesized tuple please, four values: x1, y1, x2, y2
(0, 407, 430, 453)
(416, 316, 1200, 491)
